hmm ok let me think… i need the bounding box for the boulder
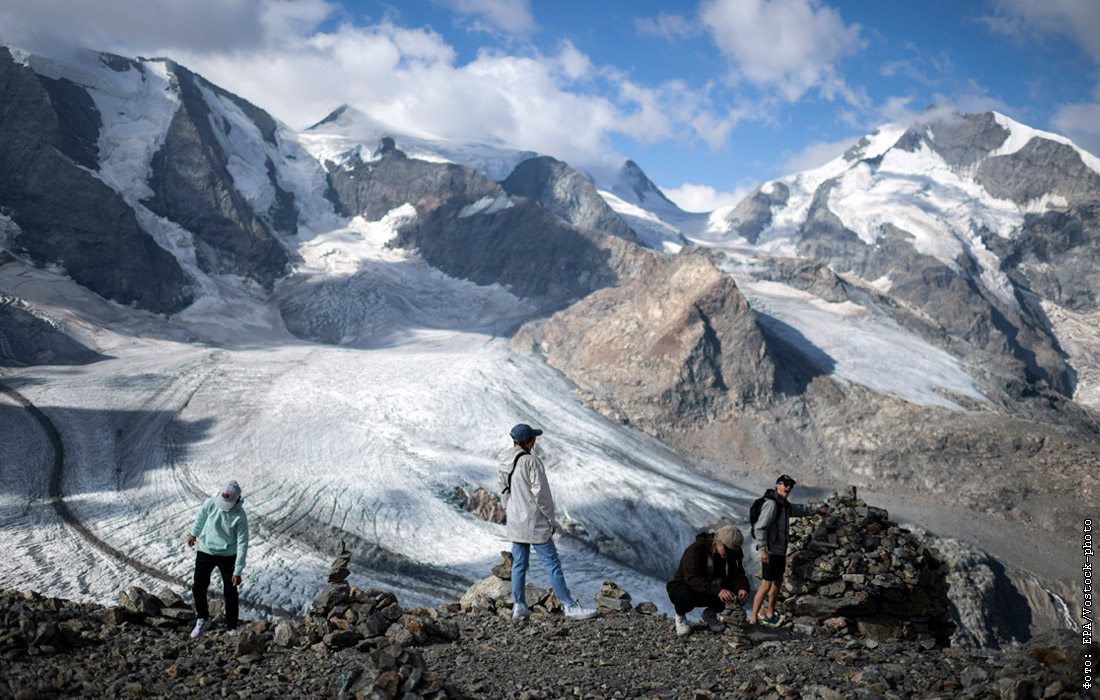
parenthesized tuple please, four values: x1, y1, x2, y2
(460, 577, 512, 610)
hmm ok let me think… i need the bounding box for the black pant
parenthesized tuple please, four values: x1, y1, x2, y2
(193, 551, 238, 629)
(668, 582, 723, 616)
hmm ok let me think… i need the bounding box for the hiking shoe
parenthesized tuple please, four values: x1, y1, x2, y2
(225, 628, 238, 636)
(563, 603, 596, 620)
(190, 619, 211, 638)
(701, 608, 725, 632)
(512, 602, 530, 620)
(674, 614, 691, 636)
(759, 615, 779, 627)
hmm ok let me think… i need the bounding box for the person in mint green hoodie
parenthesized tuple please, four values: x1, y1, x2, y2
(187, 480, 249, 637)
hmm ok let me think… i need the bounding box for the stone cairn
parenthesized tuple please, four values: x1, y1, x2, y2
(301, 541, 460, 698)
(777, 486, 956, 646)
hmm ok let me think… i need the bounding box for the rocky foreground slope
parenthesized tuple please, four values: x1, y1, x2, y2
(3, 493, 1091, 700)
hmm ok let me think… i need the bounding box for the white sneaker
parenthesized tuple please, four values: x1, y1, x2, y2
(512, 602, 530, 619)
(701, 608, 725, 632)
(563, 603, 596, 620)
(674, 614, 691, 636)
(190, 619, 211, 638)
(225, 628, 239, 636)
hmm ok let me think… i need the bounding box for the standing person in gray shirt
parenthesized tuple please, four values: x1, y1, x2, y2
(749, 474, 828, 626)
(498, 423, 596, 621)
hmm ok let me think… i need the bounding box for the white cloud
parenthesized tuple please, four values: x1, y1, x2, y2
(699, 0, 864, 102)
(1051, 103, 1100, 158)
(635, 12, 703, 40)
(158, 17, 719, 175)
(930, 87, 1014, 119)
(984, 0, 1100, 65)
(781, 137, 857, 173)
(0, 0, 330, 56)
(661, 182, 749, 212)
(434, 0, 536, 35)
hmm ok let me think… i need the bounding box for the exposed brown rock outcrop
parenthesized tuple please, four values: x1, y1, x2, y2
(513, 251, 774, 433)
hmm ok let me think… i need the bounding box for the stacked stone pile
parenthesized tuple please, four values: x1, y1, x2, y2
(593, 580, 633, 612)
(304, 541, 460, 653)
(777, 486, 956, 646)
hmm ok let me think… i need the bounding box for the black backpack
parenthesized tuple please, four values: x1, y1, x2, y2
(748, 493, 775, 539)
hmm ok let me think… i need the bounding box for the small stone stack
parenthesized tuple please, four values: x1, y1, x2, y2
(777, 486, 956, 646)
(304, 541, 460, 653)
(593, 580, 632, 612)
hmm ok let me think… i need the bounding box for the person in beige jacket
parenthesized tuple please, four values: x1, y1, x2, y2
(498, 423, 595, 621)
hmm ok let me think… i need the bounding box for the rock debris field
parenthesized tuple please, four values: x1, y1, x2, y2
(2, 492, 1093, 699)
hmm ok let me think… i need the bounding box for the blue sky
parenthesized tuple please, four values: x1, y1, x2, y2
(2, 0, 1098, 210)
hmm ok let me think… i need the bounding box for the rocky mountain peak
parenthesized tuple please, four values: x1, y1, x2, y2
(501, 155, 642, 244)
(610, 158, 681, 210)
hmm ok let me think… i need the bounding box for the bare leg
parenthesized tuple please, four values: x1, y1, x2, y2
(750, 581, 772, 623)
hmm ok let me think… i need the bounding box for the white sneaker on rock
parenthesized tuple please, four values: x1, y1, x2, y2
(190, 619, 211, 638)
(563, 603, 596, 620)
(674, 614, 691, 636)
(512, 602, 530, 619)
(701, 608, 725, 632)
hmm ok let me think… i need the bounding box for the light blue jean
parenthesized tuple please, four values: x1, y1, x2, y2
(511, 540, 575, 607)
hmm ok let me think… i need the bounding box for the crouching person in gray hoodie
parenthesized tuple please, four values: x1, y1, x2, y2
(187, 480, 249, 637)
(499, 424, 596, 621)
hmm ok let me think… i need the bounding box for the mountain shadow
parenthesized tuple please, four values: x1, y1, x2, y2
(754, 312, 836, 396)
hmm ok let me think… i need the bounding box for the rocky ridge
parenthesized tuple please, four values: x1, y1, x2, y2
(2, 528, 1091, 699)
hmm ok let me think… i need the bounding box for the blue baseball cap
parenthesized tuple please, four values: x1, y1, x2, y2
(510, 424, 543, 443)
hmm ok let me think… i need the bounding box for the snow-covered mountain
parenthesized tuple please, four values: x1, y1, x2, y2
(1, 44, 1095, 647)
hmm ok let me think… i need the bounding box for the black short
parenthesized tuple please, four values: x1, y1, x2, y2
(761, 553, 787, 582)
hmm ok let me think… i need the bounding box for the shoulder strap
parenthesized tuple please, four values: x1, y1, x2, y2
(502, 451, 529, 495)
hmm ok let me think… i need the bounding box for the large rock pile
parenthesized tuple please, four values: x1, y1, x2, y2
(1, 585, 199, 659)
(777, 486, 956, 646)
(304, 541, 460, 652)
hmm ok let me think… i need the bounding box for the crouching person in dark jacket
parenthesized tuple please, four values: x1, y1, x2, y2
(666, 525, 750, 636)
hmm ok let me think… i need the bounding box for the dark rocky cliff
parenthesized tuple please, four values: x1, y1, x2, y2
(141, 62, 291, 290)
(0, 48, 193, 314)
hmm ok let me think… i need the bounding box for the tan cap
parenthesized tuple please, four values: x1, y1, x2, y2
(715, 525, 744, 549)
